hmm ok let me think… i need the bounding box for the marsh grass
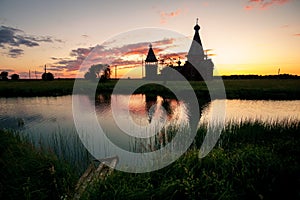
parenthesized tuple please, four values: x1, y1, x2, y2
(21, 128, 93, 175)
(83, 120, 300, 200)
(0, 130, 78, 199)
(1, 120, 300, 199)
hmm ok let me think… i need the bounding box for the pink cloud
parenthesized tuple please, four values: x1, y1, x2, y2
(294, 33, 300, 37)
(249, 0, 263, 2)
(244, 5, 254, 10)
(50, 38, 178, 73)
(160, 9, 182, 24)
(202, 2, 209, 7)
(245, 0, 291, 10)
(281, 24, 289, 28)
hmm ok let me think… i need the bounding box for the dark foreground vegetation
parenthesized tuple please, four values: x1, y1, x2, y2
(0, 78, 300, 100)
(82, 120, 300, 200)
(1, 120, 300, 199)
(0, 130, 78, 199)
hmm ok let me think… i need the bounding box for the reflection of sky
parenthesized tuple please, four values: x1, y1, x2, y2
(1, 96, 300, 132)
(0, 96, 74, 132)
(200, 99, 300, 125)
(1, 96, 300, 152)
(94, 94, 189, 150)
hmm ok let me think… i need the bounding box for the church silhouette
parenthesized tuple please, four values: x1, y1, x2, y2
(144, 19, 214, 81)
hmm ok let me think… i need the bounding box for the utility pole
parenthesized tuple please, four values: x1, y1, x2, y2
(141, 56, 144, 78)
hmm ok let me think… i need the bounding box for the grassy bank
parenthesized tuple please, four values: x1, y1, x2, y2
(1, 121, 300, 199)
(83, 121, 300, 200)
(0, 130, 79, 200)
(0, 79, 300, 99)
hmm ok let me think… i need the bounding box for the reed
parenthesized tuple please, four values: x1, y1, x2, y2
(83, 120, 300, 200)
(0, 130, 78, 199)
(1, 119, 299, 199)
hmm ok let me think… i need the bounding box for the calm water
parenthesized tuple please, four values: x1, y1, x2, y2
(1, 95, 300, 163)
(1, 95, 299, 131)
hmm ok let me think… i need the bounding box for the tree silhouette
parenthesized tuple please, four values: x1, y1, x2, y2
(85, 64, 110, 81)
(11, 74, 19, 80)
(100, 67, 111, 82)
(0, 71, 8, 80)
(84, 71, 96, 80)
(42, 72, 54, 81)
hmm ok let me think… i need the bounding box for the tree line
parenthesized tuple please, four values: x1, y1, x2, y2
(0, 63, 111, 81)
(0, 71, 20, 80)
(0, 71, 54, 81)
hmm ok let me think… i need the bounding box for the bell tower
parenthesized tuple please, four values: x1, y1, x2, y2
(185, 18, 214, 80)
(145, 43, 158, 80)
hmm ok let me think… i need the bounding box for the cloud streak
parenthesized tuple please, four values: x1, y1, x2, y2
(9, 48, 24, 58)
(160, 9, 182, 24)
(244, 0, 291, 10)
(0, 25, 62, 58)
(50, 38, 181, 73)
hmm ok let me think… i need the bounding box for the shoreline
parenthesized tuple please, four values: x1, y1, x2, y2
(0, 79, 299, 100)
(1, 120, 299, 199)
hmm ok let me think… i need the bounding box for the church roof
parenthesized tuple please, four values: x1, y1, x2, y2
(193, 19, 203, 46)
(145, 43, 158, 62)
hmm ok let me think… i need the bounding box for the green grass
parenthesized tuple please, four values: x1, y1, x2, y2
(0, 79, 300, 99)
(0, 130, 79, 200)
(223, 79, 300, 99)
(28, 129, 94, 175)
(0, 79, 75, 97)
(1, 121, 300, 199)
(82, 120, 300, 200)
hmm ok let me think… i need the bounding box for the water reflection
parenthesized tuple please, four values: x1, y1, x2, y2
(93, 94, 191, 152)
(200, 99, 300, 125)
(1, 96, 300, 139)
(1, 95, 300, 170)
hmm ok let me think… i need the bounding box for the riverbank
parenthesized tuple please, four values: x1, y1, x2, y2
(83, 120, 300, 200)
(0, 130, 79, 199)
(1, 120, 299, 199)
(0, 79, 299, 100)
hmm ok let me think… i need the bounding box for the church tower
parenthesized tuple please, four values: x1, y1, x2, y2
(145, 43, 158, 80)
(185, 19, 214, 80)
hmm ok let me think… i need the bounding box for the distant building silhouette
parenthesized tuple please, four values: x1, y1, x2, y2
(42, 65, 54, 81)
(147, 19, 214, 81)
(145, 43, 158, 80)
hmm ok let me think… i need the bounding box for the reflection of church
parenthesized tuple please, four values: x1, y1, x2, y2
(144, 19, 214, 81)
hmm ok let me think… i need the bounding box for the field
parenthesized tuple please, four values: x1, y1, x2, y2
(1, 120, 300, 199)
(0, 78, 300, 99)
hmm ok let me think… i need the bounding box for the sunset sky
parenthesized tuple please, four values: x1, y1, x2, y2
(0, 0, 300, 78)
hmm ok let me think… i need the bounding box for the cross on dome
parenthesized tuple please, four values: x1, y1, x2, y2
(194, 18, 200, 31)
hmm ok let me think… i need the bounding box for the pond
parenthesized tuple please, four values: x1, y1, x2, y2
(1, 94, 299, 131)
(1, 95, 300, 171)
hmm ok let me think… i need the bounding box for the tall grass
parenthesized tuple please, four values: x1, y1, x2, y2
(1, 120, 300, 199)
(0, 130, 78, 199)
(21, 129, 93, 175)
(83, 120, 300, 200)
